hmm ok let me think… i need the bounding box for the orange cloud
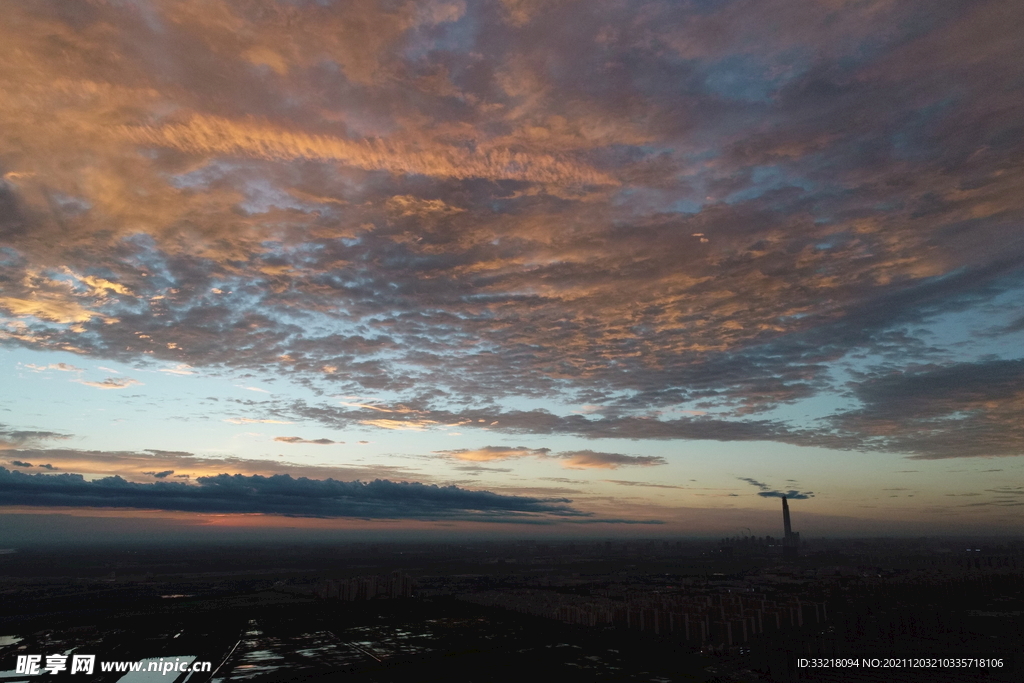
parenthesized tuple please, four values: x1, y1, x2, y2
(123, 114, 614, 185)
(74, 377, 142, 390)
(359, 418, 439, 431)
(0, 295, 97, 324)
(436, 446, 551, 462)
(23, 362, 82, 372)
(559, 450, 667, 470)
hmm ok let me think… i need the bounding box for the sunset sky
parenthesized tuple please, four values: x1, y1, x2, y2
(2, 0, 1023, 543)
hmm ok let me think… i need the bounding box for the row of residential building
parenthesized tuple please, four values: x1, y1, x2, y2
(314, 571, 414, 601)
(461, 588, 825, 648)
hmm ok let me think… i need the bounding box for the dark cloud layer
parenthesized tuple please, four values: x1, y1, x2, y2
(0, 425, 69, 450)
(758, 490, 812, 501)
(434, 445, 666, 469)
(558, 450, 666, 470)
(738, 477, 813, 499)
(604, 480, 684, 490)
(0, 467, 581, 521)
(830, 359, 1024, 458)
(274, 436, 339, 445)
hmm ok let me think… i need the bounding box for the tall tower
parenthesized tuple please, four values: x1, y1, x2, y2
(782, 496, 792, 536)
(782, 496, 799, 560)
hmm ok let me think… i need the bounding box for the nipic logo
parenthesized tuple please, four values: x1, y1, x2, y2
(16, 654, 95, 675)
(15, 655, 210, 676)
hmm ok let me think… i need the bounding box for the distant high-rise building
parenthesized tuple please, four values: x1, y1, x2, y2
(782, 496, 792, 536)
(782, 496, 800, 560)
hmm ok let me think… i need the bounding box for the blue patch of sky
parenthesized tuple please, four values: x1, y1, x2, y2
(489, 394, 598, 417)
(403, 7, 478, 63)
(814, 231, 851, 251)
(669, 198, 702, 214)
(238, 179, 310, 214)
(702, 55, 780, 103)
(485, 389, 729, 424)
(889, 97, 959, 162)
(760, 367, 859, 427)
(718, 281, 1024, 429)
(821, 289, 1024, 391)
(50, 191, 92, 216)
(279, 240, 330, 268)
(610, 185, 703, 214)
(0, 347, 338, 458)
(166, 160, 242, 190)
(42, 266, 87, 291)
(913, 286, 1024, 361)
(632, 144, 664, 156)
(724, 165, 816, 204)
(0, 246, 23, 265)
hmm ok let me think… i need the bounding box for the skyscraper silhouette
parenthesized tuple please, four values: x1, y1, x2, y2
(782, 496, 800, 560)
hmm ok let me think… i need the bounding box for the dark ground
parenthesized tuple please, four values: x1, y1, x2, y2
(1, 539, 1020, 683)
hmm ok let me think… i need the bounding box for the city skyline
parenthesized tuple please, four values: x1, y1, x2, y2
(2, 0, 1024, 542)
